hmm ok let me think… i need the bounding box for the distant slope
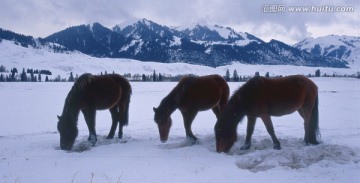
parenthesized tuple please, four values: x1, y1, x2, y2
(0, 39, 357, 81)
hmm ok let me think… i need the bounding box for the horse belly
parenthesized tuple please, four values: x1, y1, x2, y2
(91, 86, 122, 110)
(196, 93, 221, 110)
(268, 98, 302, 116)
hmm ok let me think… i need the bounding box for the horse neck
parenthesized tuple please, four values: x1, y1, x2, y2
(61, 92, 81, 123)
(159, 94, 178, 115)
(159, 85, 183, 115)
(222, 94, 247, 128)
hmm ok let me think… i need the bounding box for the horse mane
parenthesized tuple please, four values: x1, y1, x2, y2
(158, 76, 196, 113)
(71, 73, 93, 93)
(223, 76, 262, 125)
(61, 73, 93, 118)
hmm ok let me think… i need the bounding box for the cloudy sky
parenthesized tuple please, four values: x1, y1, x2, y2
(0, 0, 359, 44)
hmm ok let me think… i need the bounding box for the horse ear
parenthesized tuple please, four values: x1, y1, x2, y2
(57, 115, 61, 120)
(153, 107, 157, 112)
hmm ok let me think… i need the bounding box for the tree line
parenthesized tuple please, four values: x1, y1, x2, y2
(0, 65, 53, 82)
(0, 65, 359, 82)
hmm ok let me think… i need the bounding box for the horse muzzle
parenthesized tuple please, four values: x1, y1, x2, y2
(160, 138, 168, 143)
(60, 143, 73, 151)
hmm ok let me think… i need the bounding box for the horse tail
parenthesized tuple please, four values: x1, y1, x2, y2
(309, 94, 321, 144)
(120, 81, 132, 126)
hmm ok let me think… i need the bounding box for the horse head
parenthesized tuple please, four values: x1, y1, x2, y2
(153, 107, 172, 143)
(57, 115, 78, 150)
(214, 119, 237, 153)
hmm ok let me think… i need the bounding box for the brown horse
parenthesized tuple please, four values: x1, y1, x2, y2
(153, 74, 230, 144)
(215, 75, 320, 153)
(57, 73, 132, 150)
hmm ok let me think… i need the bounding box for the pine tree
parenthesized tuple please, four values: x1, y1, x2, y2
(159, 73, 163, 81)
(225, 69, 230, 81)
(38, 73, 42, 82)
(315, 69, 321, 77)
(233, 69, 239, 82)
(265, 72, 270, 78)
(142, 74, 146, 81)
(21, 68, 27, 82)
(30, 71, 36, 82)
(0, 65, 6, 72)
(153, 70, 157, 81)
(68, 72, 74, 82)
(11, 68, 18, 81)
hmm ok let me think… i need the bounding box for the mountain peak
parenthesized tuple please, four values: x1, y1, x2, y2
(295, 35, 360, 65)
(113, 18, 156, 32)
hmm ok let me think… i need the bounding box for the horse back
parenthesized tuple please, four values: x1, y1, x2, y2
(244, 75, 317, 116)
(179, 75, 228, 110)
(75, 74, 125, 110)
(107, 74, 132, 95)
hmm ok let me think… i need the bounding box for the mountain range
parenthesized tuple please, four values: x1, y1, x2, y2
(1, 18, 358, 68)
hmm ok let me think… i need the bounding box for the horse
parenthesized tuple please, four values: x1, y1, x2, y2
(57, 73, 132, 150)
(215, 75, 320, 153)
(153, 74, 230, 144)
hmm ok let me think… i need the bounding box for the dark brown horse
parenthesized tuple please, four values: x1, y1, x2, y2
(215, 75, 320, 153)
(57, 73, 132, 150)
(153, 75, 229, 144)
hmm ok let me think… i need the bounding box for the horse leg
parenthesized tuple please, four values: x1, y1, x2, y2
(117, 103, 126, 139)
(212, 106, 221, 119)
(298, 108, 310, 144)
(82, 109, 97, 146)
(181, 110, 198, 144)
(261, 115, 281, 150)
(240, 116, 257, 150)
(107, 106, 119, 139)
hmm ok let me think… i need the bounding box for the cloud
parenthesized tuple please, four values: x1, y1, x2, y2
(0, 0, 358, 44)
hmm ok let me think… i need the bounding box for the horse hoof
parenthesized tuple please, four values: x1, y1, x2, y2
(118, 133, 123, 139)
(106, 135, 114, 139)
(186, 137, 198, 145)
(191, 139, 199, 145)
(310, 141, 320, 145)
(240, 143, 251, 150)
(88, 136, 97, 146)
(273, 144, 281, 150)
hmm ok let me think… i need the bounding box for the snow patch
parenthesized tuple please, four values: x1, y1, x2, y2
(235, 138, 359, 172)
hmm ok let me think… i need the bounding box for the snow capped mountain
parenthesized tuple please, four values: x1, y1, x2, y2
(113, 18, 174, 41)
(45, 23, 130, 57)
(295, 35, 360, 66)
(0, 19, 353, 68)
(174, 23, 262, 46)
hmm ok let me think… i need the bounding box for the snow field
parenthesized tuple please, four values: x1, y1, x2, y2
(0, 78, 359, 183)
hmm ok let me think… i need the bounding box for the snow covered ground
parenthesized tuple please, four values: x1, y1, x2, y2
(0, 78, 359, 183)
